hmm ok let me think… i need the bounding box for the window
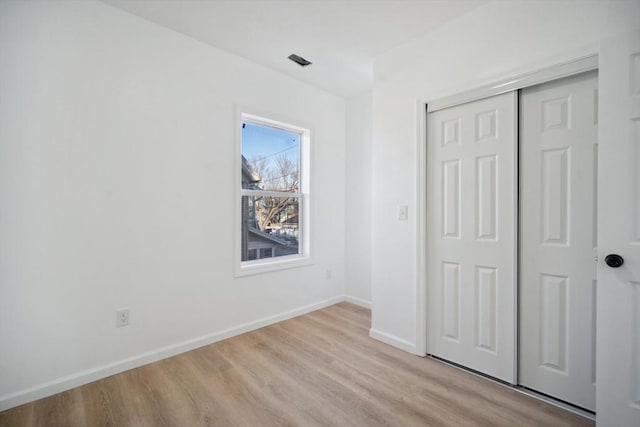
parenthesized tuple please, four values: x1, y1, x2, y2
(237, 113, 310, 274)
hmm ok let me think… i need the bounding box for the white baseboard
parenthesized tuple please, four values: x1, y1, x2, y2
(343, 295, 371, 309)
(0, 295, 344, 411)
(369, 328, 418, 355)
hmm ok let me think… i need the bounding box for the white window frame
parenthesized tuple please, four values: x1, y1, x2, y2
(235, 111, 311, 277)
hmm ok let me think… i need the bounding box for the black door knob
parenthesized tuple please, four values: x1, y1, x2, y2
(605, 254, 624, 268)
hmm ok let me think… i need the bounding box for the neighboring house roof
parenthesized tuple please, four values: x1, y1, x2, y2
(241, 155, 260, 185)
(248, 228, 289, 246)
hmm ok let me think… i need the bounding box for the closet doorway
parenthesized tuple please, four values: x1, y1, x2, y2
(426, 69, 598, 411)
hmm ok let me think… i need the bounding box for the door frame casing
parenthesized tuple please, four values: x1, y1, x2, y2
(416, 54, 599, 365)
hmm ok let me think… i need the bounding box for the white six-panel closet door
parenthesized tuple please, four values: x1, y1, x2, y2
(519, 71, 598, 411)
(427, 91, 517, 383)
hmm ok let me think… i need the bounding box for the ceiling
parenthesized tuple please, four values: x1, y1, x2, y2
(101, 0, 489, 98)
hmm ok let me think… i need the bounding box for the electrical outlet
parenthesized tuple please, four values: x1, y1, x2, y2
(116, 308, 130, 328)
(326, 269, 332, 280)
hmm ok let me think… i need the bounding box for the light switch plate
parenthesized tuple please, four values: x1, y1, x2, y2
(398, 205, 408, 221)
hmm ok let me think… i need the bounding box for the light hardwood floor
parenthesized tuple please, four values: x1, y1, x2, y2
(0, 303, 592, 426)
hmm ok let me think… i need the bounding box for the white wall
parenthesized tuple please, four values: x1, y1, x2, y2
(345, 91, 373, 306)
(0, 0, 346, 409)
(370, 0, 640, 352)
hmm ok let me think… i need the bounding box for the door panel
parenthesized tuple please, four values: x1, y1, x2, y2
(427, 92, 517, 383)
(519, 71, 598, 411)
(596, 31, 640, 426)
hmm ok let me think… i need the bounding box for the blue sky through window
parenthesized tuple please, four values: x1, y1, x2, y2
(241, 122, 299, 167)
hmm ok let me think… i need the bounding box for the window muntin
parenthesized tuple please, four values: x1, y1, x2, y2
(239, 116, 308, 269)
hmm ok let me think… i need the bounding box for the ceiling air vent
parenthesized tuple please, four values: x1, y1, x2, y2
(288, 54, 312, 67)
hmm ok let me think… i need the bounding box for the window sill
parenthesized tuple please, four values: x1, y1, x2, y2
(235, 254, 312, 277)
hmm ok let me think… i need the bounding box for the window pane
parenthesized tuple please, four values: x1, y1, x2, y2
(241, 195, 299, 262)
(241, 122, 300, 192)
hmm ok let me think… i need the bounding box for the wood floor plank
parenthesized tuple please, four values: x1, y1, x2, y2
(273, 315, 478, 426)
(0, 303, 593, 427)
(256, 326, 401, 426)
(290, 311, 588, 426)
(214, 333, 349, 427)
(111, 368, 169, 427)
